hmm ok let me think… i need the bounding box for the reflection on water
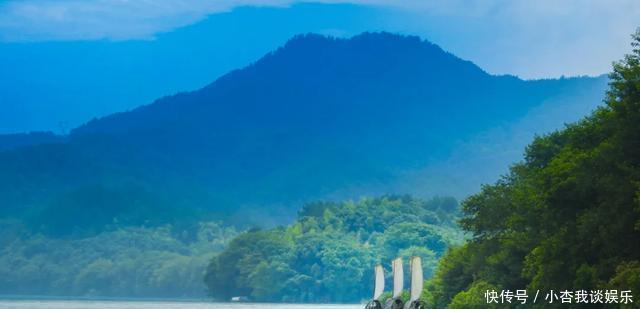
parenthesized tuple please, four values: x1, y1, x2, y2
(0, 301, 362, 309)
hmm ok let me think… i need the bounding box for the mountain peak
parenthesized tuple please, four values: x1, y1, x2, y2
(282, 31, 430, 49)
(0, 31, 607, 228)
(72, 31, 491, 136)
(263, 31, 476, 75)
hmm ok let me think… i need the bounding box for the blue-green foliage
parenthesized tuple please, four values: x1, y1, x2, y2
(423, 30, 640, 307)
(204, 196, 463, 302)
(0, 220, 237, 297)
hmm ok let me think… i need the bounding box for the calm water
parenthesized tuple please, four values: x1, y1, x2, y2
(0, 301, 363, 309)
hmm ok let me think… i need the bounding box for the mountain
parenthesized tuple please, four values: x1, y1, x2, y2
(0, 32, 608, 234)
(0, 131, 65, 152)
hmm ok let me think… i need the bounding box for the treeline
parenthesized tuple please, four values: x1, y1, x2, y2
(0, 220, 236, 297)
(204, 196, 464, 303)
(423, 31, 640, 307)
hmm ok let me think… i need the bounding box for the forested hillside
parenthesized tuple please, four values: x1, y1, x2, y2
(0, 220, 237, 297)
(0, 195, 461, 299)
(204, 196, 464, 303)
(423, 31, 640, 307)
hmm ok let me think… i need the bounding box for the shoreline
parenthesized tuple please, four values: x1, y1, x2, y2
(0, 297, 362, 306)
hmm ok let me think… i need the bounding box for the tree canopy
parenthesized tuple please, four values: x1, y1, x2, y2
(424, 29, 640, 307)
(204, 196, 463, 302)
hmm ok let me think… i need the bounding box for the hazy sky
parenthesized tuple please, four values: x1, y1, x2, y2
(2, 0, 638, 77)
(1, 0, 639, 133)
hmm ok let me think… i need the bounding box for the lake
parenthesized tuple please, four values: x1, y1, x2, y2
(0, 301, 363, 309)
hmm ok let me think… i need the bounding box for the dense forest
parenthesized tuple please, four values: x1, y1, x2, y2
(423, 31, 640, 307)
(0, 220, 237, 297)
(0, 195, 462, 299)
(204, 196, 463, 302)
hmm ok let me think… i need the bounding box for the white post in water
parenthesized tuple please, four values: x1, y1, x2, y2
(374, 264, 385, 300)
(409, 256, 423, 302)
(392, 258, 403, 299)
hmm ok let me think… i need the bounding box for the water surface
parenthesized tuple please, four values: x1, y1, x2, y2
(0, 301, 363, 309)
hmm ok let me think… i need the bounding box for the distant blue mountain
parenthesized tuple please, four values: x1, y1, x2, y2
(0, 32, 608, 233)
(0, 131, 65, 151)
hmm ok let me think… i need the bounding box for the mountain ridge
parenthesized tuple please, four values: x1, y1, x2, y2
(0, 32, 609, 232)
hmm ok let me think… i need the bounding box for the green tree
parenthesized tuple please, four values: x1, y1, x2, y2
(425, 28, 640, 307)
(204, 195, 462, 302)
